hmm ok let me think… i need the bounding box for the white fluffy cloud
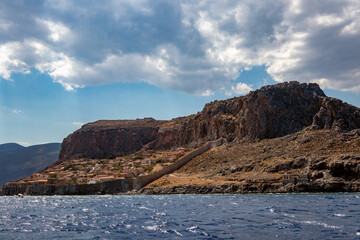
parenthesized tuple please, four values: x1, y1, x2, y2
(0, 0, 359, 94)
(227, 83, 253, 96)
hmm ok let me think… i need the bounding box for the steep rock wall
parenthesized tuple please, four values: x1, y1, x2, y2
(151, 81, 360, 149)
(59, 118, 164, 161)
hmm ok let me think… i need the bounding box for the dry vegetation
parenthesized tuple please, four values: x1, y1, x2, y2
(145, 128, 360, 192)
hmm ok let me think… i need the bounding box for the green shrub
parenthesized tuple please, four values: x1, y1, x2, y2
(142, 166, 153, 172)
(155, 158, 164, 164)
(134, 153, 143, 160)
(50, 174, 57, 178)
(72, 177, 77, 184)
(64, 164, 73, 171)
(114, 166, 123, 172)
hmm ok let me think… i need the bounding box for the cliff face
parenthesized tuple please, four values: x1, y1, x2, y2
(151, 81, 360, 148)
(58, 118, 164, 161)
(58, 82, 360, 161)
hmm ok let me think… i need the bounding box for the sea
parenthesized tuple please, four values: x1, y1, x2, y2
(0, 193, 359, 240)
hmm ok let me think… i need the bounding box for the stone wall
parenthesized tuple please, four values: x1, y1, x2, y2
(1, 179, 135, 196)
(134, 138, 223, 189)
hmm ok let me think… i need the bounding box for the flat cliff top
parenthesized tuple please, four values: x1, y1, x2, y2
(81, 118, 166, 131)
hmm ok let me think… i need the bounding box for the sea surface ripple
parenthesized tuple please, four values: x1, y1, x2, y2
(1, 193, 360, 239)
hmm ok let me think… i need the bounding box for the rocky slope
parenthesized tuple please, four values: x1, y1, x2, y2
(59, 81, 360, 163)
(140, 128, 360, 194)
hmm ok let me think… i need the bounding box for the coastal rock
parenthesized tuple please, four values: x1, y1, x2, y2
(58, 81, 360, 167)
(58, 118, 164, 161)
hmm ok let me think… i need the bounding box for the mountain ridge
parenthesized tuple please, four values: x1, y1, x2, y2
(58, 81, 360, 162)
(0, 143, 24, 154)
(0, 143, 61, 187)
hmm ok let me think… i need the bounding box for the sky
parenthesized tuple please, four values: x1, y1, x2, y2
(0, 0, 359, 146)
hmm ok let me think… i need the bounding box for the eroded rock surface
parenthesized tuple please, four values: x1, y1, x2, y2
(59, 118, 165, 161)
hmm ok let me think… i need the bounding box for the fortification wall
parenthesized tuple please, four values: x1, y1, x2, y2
(135, 138, 223, 189)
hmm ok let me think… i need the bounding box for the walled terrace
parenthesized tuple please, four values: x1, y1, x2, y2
(3, 147, 191, 188)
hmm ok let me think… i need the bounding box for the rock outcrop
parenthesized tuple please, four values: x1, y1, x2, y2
(58, 81, 360, 162)
(58, 118, 165, 161)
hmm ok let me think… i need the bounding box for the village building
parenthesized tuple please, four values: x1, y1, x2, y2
(282, 173, 310, 185)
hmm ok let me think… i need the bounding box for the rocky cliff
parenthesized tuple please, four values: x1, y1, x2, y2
(58, 81, 360, 162)
(58, 118, 165, 161)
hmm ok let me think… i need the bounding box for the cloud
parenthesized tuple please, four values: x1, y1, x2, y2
(72, 121, 84, 127)
(18, 141, 30, 147)
(0, 0, 359, 94)
(226, 83, 253, 96)
(12, 109, 23, 114)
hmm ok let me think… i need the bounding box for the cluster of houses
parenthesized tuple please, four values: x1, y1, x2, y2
(3, 147, 188, 188)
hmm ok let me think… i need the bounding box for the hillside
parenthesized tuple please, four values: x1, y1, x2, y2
(2, 81, 360, 195)
(0, 143, 61, 187)
(141, 128, 360, 194)
(0, 143, 24, 154)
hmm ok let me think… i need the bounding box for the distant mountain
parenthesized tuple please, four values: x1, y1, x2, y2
(0, 143, 24, 154)
(0, 143, 61, 187)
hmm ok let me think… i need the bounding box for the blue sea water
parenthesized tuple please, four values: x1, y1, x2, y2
(0, 194, 360, 239)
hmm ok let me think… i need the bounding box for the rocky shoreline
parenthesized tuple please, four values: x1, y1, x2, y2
(136, 181, 360, 195)
(2, 180, 359, 196)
